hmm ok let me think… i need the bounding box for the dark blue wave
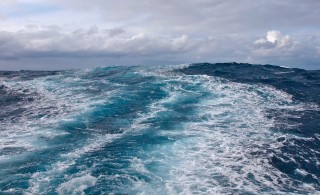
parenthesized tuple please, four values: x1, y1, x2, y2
(178, 63, 320, 104)
(0, 63, 319, 194)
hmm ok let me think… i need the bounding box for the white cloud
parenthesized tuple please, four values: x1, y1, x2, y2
(250, 30, 320, 69)
(255, 30, 292, 48)
(0, 27, 319, 70)
(0, 26, 200, 59)
(0, 1, 320, 69)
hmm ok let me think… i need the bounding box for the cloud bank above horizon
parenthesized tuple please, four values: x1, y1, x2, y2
(0, 0, 319, 70)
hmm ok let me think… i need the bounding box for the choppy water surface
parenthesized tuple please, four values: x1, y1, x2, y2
(0, 63, 319, 194)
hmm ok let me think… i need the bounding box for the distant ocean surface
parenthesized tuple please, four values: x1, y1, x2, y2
(0, 63, 319, 194)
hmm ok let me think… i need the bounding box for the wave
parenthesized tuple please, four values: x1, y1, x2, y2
(0, 63, 319, 194)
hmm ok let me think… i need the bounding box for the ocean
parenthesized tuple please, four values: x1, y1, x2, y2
(0, 63, 319, 194)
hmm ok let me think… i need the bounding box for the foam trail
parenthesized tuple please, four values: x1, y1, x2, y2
(124, 72, 319, 194)
(0, 64, 319, 194)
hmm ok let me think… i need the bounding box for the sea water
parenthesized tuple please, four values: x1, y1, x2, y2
(0, 63, 319, 194)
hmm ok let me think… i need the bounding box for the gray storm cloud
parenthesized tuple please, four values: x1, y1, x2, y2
(0, 0, 319, 70)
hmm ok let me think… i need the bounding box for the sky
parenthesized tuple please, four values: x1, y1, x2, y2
(0, 0, 319, 70)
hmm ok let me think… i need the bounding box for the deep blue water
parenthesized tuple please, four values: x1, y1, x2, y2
(0, 63, 319, 194)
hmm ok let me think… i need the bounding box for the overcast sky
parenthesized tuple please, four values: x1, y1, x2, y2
(0, 0, 319, 70)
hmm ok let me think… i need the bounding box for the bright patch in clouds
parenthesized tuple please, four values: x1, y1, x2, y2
(0, 0, 319, 70)
(255, 31, 292, 48)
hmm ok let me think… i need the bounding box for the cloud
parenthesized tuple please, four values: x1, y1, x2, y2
(254, 31, 292, 48)
(0, 26, 319, 70)
(250, 30, 320, 69)
(45, 0, 320, 35)
(0, 1, 320, 69)
(0, 0, 18, 5)
(0, 26, 199, 59)
(3, 1, 320, 35)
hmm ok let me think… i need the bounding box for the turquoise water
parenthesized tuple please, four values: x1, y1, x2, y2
(0, 63, 319, 194)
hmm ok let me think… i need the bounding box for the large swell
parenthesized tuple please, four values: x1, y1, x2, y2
(0, 63, 319, 194)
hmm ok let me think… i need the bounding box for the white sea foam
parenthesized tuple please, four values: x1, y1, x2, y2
(26, 73, 186, 194)
(2, 67, 319, 194)
(27, 171, 97, 195)
(1, 70, 121, 193)
(56, 173, 97, 195)
(0, 72, 118, 162)
(25, 100, 122, 193)
(125, 72, 319, 194)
